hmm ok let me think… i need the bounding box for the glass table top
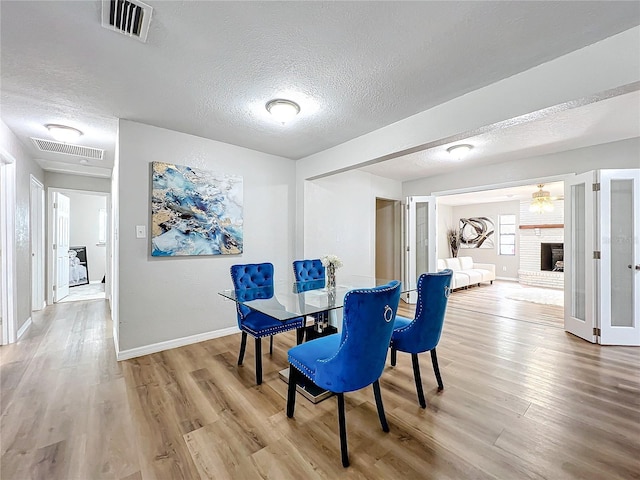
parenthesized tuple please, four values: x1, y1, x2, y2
(218, 276, 408, 321)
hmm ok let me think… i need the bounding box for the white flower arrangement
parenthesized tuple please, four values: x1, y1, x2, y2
(320, 254, 343, 269)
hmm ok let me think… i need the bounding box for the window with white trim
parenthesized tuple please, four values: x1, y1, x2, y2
(499, 214, 516, 255)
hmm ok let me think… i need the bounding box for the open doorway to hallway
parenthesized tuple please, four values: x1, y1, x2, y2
(49, 188, 109, 304)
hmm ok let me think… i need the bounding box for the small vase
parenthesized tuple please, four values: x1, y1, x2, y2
(327, 265, 336, 290)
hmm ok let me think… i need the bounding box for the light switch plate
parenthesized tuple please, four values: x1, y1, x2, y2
(136, 225, 146, 238)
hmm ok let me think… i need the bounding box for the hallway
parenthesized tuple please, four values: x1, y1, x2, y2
(0, 299, 138, 479)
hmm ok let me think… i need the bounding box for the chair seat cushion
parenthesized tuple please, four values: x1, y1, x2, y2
(242, 311, 304, 338)
(288, 333, 341, 387)
(392, 315, 412, 331)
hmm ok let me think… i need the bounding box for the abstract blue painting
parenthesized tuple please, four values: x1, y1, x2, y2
(151, 162, 243, 256)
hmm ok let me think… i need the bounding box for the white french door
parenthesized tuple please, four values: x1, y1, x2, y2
(405, 196, 436, 304)
(564, 171, 597, 342)
(599, 169, 640, 346)
(54, 192, 70, 302)
(564, 169, 640, 346)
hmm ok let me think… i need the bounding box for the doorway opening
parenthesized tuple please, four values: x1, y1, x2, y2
(432, 177, 567, 323)
(48, 188, 110, 304)
(375, 198, 402, 283)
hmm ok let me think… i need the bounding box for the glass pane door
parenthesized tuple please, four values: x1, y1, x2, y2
(599, 169, 640, 345)
(405, 196, 436, 304)
(564, 172, 596, 342)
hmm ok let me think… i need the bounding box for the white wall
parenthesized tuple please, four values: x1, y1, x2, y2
(304, 170, 402, 279)
(66, 191, 107, 282)
(45, 172, 111, 193)
(117, 120, 297, 353)
(0, 119, 44, 333)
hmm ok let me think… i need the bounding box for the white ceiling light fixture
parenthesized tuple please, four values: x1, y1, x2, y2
(529, 184, 554, 214)
(266, 99, 300, 125)
(46, 124, 83, 143)
(446, 144, 473, 161)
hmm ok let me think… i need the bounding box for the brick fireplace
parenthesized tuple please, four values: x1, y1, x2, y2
(518, 200, 564, 289)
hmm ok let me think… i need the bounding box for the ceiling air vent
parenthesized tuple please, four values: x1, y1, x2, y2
(31, 138, 105, 160)
(101, 0, 153, 43)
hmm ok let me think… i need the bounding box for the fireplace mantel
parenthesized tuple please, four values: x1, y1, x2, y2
(519, 224, 564, 230)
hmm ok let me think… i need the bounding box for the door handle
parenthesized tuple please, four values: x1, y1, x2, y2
(629, 265, 640, 270)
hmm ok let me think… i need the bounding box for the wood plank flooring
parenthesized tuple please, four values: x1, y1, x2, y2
(2, 281, 639, 479)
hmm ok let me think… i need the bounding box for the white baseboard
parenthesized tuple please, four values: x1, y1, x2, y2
(112, 324, 119, 358)
(16, 317, 32, 339)
(495, 276, 519, 282)
(116, 326, 240, 361)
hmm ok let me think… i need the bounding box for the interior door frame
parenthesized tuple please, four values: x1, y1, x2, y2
(47, 187, 112, 305)
(0, 153, 17, 345)
(30, 175, 45, 311)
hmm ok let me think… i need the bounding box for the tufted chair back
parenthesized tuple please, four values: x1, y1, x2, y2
(314, 280, 401, 392)
(391, 269, 452, 354)
(292, 259, 326, 292)
(230, 263, 275, 327)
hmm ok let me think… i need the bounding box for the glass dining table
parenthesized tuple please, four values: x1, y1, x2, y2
(218, 276, 410, 403)
(218, 275, 408, 324)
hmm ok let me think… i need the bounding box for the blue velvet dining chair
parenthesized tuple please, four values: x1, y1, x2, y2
(389, 269, 453, 408)
(292, 259, 326, 292)
(230, 262, 305, 385)
(292, 259, 328, 337)
(286, 280, 401, 468)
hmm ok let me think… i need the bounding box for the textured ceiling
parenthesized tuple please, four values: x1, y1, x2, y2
(1, 1, 639, 178)
(361, 90, 640, 181)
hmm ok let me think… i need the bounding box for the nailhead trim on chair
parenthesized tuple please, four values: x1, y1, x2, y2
(292, 282, 400, 380)
(242, 322, 303, 338)
(393, 271, 452, 336)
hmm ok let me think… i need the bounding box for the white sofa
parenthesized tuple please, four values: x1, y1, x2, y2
(437, 256, 496, 290)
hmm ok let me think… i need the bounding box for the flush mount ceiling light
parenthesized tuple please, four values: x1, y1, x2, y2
(265, 99, 300, 124)
(529, 184, 554, 214)
(46, 124, 83, 143)
(446, 144, 473, 161)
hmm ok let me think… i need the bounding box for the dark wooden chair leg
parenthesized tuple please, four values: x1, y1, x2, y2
(296, 327, 305, 345)
(287, 366, 299, 418)
(372, 380, 389, 432)
(255, 337, 262, 385)
(337, 393, 349, 467)
(431, 348, 444, 391)
(269, 335, 274, 355)
(412, 353, 426, 408)
(238, 331, 247, 365)
(390, 347, 397, 366)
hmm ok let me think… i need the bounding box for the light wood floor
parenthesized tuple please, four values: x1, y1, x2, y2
(2, 282, 639, 479)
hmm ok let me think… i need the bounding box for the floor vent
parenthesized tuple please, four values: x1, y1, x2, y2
(101, 0, 153, 43)
(31, 138, 105, 160)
